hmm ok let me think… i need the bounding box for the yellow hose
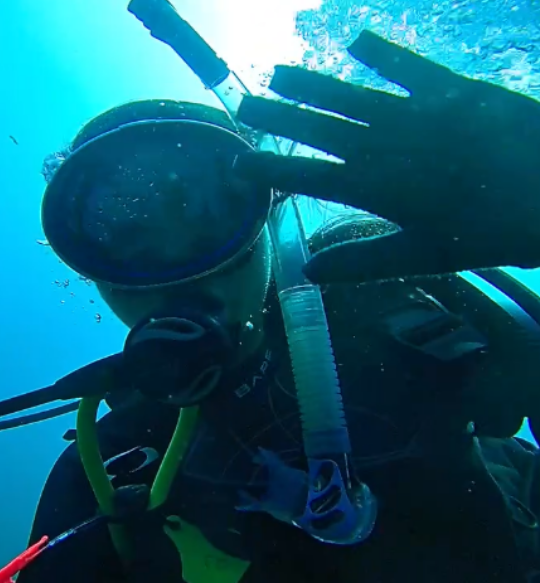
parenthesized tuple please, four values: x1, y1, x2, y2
(76, 397, 131, 560)
(149, 406, 199, 510)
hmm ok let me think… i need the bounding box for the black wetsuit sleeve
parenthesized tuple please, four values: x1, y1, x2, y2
(17, 439, 123, 583)
(17, 403, 178, 583)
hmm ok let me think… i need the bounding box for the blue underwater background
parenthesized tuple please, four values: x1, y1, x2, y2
(2, 0, 540, 565)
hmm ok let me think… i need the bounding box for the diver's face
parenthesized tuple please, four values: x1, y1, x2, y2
(97, 228, 272, 356)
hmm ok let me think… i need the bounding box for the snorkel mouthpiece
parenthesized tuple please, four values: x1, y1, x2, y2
(297, 458, 377, 544)
(238, 450, 377, 545)
(123, 298, 235, 407)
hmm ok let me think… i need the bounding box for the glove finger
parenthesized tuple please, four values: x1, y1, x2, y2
(303, 229, 475, 285)
(238, 96, 367, 160)
(233, 151, 353, 202)
(233, 151, 428, 227)
(348, 30, 457, 97)
(269, 65, 409, 127)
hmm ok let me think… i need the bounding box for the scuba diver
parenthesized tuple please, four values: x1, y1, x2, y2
(2, 1, 540, 582)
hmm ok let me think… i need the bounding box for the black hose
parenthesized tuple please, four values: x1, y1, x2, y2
(0, 401, 80, 431)
(128, 0, 230, 89)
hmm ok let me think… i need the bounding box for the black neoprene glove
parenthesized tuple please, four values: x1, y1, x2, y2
(234, 30, 540, 284)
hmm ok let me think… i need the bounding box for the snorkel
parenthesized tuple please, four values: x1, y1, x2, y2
(127, 0, 376, 545)
(0, 1, 376, 562)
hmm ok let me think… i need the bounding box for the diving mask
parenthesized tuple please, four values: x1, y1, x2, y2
(41, 114, 271, 288)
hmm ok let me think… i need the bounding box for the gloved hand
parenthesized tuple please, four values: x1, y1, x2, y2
(234, 30, 540, 284)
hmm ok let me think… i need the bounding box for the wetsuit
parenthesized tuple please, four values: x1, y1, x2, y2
(18, 281, 540, 583)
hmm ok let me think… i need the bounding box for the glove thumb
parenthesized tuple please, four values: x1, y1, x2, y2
(304, 229, 470, 285)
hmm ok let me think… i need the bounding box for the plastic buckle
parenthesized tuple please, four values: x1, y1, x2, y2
(384, 298, 487, 362)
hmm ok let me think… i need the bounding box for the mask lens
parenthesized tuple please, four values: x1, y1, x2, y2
(42, 120, 271, 287)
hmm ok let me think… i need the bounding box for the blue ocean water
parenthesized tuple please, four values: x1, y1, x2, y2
(1, 0, 540, 566)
